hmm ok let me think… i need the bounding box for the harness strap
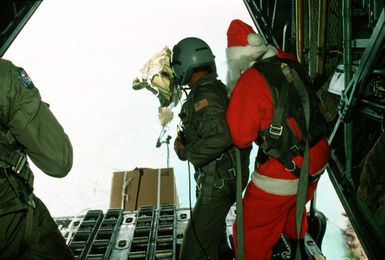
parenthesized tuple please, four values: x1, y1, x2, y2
(196, 147, 237, 205)
(255, 60, 313, 259)
(0, 143, 35, 254)
(288, 65, 311, 260)
(235, 148, 244, 260)
(0, 167, 35, 254)
(266, 69, 290, 148)
(199, 147, 237, 180)
(255, 62, 324, 189)
(0, 142, 34, 190)
(0, 196, 26, 215)
(255, 60, 304, 180)
(20, 195, 35, 254)
(291, 167, 322, 183)
(0, 196, 34, 255)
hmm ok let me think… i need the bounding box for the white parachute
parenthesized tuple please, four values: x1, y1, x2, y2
(132, 46, 181, 127)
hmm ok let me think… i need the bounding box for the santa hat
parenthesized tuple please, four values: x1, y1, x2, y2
(226, 19, 277, 61)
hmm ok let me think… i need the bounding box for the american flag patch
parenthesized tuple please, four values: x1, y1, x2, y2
(194, 98, 209, 112)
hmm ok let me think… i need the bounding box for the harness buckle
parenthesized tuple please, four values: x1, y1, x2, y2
(216, 153, 224, 161)
(228, 168, 236, 177)
(269, 124, 283, 136)
(290, 144, 303, 156)
(285, 160, 296, 172)
(213, 179, 225, 189)
(12, 153, 27, 174)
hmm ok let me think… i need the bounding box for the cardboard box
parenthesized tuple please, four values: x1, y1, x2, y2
(109, 168, 179, 211)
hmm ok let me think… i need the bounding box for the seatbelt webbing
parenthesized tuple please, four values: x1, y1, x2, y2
(235, 148, 244, 260)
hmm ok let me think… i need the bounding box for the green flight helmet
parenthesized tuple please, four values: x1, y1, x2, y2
(171, 37, 216, 86)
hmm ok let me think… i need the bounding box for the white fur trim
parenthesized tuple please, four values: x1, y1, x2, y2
(226, 44, 278, 61)
(262, 45, 278, 59)
(251, 171, 299, 196)
(247, 33, 264, 47)
(226, 45, 265, 61)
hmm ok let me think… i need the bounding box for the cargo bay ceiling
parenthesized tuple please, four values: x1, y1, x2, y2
(0, 0, 42, 57)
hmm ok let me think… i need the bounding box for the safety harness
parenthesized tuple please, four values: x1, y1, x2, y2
(252, 57, 327, 259)
(253, 57, 327, 183)
(0, 142, 35, 253)
(0, 143, 34, 191)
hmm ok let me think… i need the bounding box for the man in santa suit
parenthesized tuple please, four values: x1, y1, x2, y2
(225, 19, 330, 259)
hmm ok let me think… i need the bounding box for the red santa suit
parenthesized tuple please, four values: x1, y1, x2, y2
(225, 19, 329, 259)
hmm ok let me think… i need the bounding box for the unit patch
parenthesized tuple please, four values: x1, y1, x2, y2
(17, 67, 34, 89)
(194, 98, 209, 112)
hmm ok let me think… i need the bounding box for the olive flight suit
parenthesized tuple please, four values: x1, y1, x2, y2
(0, 58, 74, 259)
(178, 73, 250, 260)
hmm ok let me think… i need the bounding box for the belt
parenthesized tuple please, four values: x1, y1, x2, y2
(198, 147, 237, 179)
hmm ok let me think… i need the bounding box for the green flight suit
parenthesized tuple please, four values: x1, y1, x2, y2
(178, 73, 250, 260)
(0, 58, 74, 259)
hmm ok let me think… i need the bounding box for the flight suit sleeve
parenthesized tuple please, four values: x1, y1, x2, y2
(184, 85, 232, 167)
(2, 61, 73, 178)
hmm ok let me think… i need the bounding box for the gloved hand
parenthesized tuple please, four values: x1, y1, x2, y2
(174, 132, 186, 161)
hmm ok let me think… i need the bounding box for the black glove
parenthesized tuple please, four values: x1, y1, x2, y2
(174, 132, 186, 161)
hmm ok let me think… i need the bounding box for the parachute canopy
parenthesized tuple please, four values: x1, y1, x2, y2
(132, 46, 181, 108)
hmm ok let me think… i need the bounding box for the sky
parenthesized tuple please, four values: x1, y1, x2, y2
(5, 0, 254, 214)
(4, 0, 347, 258)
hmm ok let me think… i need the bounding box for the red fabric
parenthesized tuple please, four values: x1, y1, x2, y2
(233, 182, 318, 260)
(226, 68, 274, 149)
(226, 54, 330, 259)
(276, 48, 298, 62)
(227, 19, 255, 47)
(287, 117, 303, 140)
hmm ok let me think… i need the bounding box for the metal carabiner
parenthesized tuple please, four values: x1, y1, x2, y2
(213, 178, 225, 189)
(284, 160, 297, 172)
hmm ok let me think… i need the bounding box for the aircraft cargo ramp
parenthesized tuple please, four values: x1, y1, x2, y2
(55, 205, 324, 260)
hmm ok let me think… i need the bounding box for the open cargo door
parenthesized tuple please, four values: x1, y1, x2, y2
(0, 0, 43, 57)
(244, 1, 385, 259)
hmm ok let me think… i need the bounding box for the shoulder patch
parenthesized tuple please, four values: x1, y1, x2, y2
(194, 98, 209, 112)
(17, 67, 34, 89)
